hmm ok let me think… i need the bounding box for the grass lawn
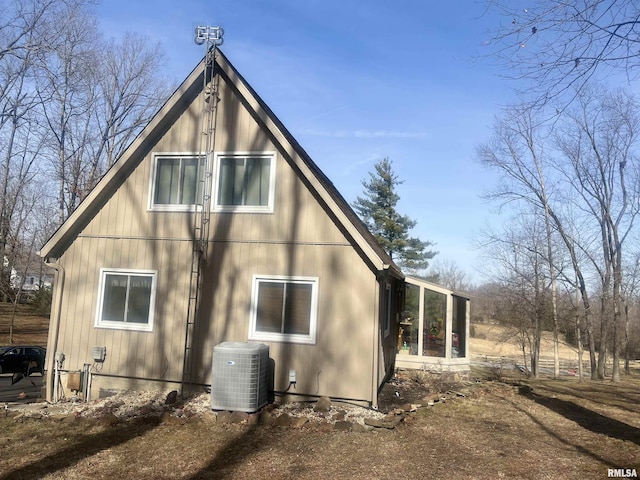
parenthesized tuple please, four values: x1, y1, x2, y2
(0, 309, 638, 479)
(0, 370, 637, 479)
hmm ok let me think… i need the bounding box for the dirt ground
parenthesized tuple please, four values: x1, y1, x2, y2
(0, 303, 48, 347)
(0, 310, 638, 479)
(0, 368, 638, 480)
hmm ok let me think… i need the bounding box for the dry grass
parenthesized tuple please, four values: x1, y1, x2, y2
(0, 375, 638, 479)
(0, 308, 638, 479)
(470, 323, 579, 361)
(0, 303, 48, 347)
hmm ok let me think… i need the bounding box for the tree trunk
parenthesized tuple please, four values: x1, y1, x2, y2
(624, 303, 630, 375)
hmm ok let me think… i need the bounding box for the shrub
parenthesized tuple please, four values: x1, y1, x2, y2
(31, 286, 52, 315)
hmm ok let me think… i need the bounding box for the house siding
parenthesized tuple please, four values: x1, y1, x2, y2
(51, 70, 381, 403)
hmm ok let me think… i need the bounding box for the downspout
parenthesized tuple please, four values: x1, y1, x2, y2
(43, 258, 65, 402)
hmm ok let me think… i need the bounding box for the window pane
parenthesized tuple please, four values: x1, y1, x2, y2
(155, 159, 179, 204)
(218, 157, 246, 205)
(400, 283, 420, 355)
(423, 289, 447, 357)
(245, 157, 270, 206)
(102, 274, 128, 322)
(180, 158, 200, 204)
(451, 296, 466, 358)
(218, 156, 271, 207)
(256, 282, 284, 333)
(127, 275, 152, 323)
(284, 283, 311, 335)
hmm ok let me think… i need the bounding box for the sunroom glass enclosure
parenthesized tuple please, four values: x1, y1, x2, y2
(396, 276, 470, 371)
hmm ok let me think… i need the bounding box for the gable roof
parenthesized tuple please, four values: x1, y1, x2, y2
(40, 48, 402, 279)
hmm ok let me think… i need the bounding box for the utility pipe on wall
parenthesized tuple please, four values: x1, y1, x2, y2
(44, 258, 65, 403)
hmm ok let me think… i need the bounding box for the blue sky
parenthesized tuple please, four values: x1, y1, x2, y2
(95, 1, 515, 280)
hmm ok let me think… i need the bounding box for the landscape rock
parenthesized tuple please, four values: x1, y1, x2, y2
(165, 391, 178, 405)
(98, 413, 120, 427)
(246, 413, 260, 426)
(317, 421, 334, 432)
(216, 411, 232, 424)
(291, 417, 308, 428)
(231, 411, 249, 423)
(334, 410, 347, 421)
(334, 420, 352, 431)
(201, 412, 217, 425)
(258, 411, 275, 426)
(274, 413, 292, 427)
(352, 423, 368, 433)
(364, 417, 384, 428)
(160, 412, 182, 425)
(314, 396, 331, 412)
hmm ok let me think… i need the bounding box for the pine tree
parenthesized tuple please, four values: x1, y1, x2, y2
(352, 158, 436, 272)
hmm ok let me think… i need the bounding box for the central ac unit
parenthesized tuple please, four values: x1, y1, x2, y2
(210, 342, 270, 412)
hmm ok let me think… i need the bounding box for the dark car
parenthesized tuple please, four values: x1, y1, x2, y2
(0, 346, 46, 375)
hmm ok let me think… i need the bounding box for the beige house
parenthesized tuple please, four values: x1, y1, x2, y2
(40, 48, 404, 408)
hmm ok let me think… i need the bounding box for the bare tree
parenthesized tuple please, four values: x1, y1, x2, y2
(478, 103, 602, 378)
(478, 215, 552, 377)
(478, 105, 566, 378)
(34, 5, 173, 223)
(555, 86, 640, 381)
(428, 258, 471, 291)
(90, 32, 173, 177)
(486, 0, 640, 107)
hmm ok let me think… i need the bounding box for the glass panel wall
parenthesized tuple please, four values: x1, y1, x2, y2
(399, 278, 469, 361)
(423, 289, 447, 357)
(451, 295, 467, 358)
(399, 283, 420, 355)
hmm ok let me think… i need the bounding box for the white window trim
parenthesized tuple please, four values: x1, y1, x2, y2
(148, 152, 203, 212)
(95, 268, 157, 332)
(249, 274, 318, 345)
(212, 151, 276, 213)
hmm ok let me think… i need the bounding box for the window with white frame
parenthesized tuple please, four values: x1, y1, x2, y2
(249, 275, 318, 344)
(150, 155, 204, 210)
(214, 153, 276, 212)
(96, 269, 157, 332)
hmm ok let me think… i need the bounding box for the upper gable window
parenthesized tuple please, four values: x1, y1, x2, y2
(214, 153, 276, 213)
(150, 155, 204, 211)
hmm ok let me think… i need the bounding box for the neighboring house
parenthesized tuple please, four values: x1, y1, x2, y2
(40, 48, 404, 408)
(8, 255, 54, 293)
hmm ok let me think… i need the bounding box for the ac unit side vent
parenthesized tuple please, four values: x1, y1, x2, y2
(211, 342, 270, 413)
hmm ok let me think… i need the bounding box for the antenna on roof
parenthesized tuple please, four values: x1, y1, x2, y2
(183, 25, 224, 396)
(194, 26, 224, 46)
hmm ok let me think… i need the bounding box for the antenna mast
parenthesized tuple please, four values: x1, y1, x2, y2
(182, 25, 224, 395)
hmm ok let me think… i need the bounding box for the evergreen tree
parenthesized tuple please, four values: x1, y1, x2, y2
(353, 158, 436, 272)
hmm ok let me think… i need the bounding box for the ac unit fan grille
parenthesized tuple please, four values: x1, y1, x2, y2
(211, 342, 269, 412)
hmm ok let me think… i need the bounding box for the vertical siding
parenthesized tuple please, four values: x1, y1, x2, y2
(51, 66, 382, 404)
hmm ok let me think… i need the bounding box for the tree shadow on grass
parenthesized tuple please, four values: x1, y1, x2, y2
(186, 424, 260, 479)
(519, 388, 640, 446)
(0, 417, 160, 480)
